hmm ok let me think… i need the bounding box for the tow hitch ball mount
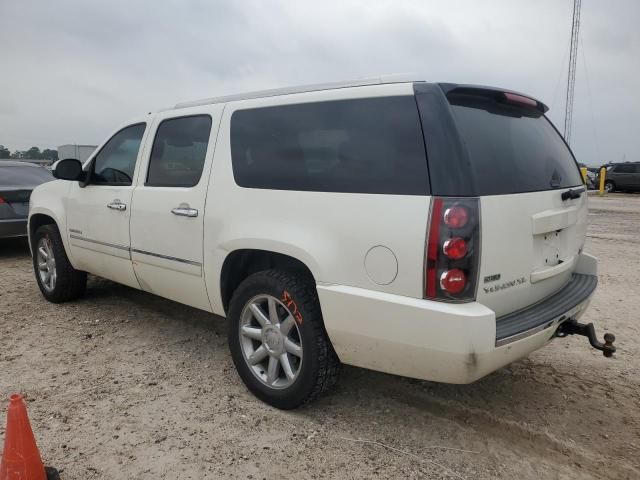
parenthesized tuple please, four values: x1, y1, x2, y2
(555, 319, 616, 357)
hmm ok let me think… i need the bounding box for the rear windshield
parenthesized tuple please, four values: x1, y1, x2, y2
(448, 92, 582, 195)
(0, 165, 53, 187)
(230, 96, 429, 195)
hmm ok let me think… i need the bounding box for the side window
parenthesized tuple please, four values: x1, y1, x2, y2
(614, 164, 635, 174)
(146, 115, 212, 187)
(93, 123, 146, 186)
(229, 97, 429, 195)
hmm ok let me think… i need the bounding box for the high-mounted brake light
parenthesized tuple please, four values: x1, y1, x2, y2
(503, 92, 537, 108)
(425, 197, 480, 302)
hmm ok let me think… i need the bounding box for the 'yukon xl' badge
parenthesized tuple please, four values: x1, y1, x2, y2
(483, 276, 527, 294)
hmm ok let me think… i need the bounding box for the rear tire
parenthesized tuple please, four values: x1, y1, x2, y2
(604, 180, 615, 193)
(228, 269, 340, 409)
(32, 224, 87, 303)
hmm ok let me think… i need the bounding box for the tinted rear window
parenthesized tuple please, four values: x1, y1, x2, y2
(230, 96, 429, 195)
(0, 165, 53, 187)
(448, 92, 582, 195)
(612, 164, 638, 173)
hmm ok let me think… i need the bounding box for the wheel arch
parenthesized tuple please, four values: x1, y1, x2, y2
(28, 210, 61, 255)
(220, 249, 317, 315)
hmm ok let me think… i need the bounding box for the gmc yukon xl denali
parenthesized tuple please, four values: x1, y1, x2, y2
(28, 78, 615, 409)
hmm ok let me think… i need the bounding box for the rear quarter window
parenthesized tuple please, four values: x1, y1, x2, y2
(230, 96, 429, 195)
(447, 92, 582, 195)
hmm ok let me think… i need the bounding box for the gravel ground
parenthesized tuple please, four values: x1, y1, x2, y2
(1, 193, 639, 479)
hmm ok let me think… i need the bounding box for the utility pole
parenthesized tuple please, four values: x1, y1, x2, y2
(564, 0, 581, 146)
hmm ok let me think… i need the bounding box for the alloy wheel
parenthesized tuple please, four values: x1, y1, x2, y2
(239, 294, 303, 389)
(37, 236, 57, 292)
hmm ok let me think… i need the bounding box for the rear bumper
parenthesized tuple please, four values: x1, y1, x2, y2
(0, 218, 28, 238)
(496, 273, 597, 346)
(317, 256, 597, 384)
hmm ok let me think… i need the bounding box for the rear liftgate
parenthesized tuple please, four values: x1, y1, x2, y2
(414, 82, 618, 360)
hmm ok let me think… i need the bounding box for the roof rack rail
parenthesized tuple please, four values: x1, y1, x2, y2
(173, 74, 424, 110)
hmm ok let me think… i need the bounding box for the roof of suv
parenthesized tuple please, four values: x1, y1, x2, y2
(173, 75, 424, 110)
(173, 76, 549, 114)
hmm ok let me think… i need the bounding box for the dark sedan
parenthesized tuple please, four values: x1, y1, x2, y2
(0, 161, 54, 238)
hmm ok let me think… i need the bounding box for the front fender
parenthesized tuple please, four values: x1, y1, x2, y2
(28, 180, 72, 258)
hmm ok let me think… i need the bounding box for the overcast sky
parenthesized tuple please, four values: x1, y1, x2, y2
(1, 0, 638, 165)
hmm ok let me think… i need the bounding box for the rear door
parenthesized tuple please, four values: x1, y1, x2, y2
(630, 164, 640, 189)
(129, 106, 223, 311)
(611, 164, 636, 189)
(416, 84, 586, 317)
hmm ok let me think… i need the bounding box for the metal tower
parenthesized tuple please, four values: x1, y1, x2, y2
(564, 0, 582, 145)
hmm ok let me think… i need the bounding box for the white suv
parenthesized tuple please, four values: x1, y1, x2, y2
(28, 78, 612, 409)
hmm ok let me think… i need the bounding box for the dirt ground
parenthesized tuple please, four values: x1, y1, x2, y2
(1, 193, 639, 479)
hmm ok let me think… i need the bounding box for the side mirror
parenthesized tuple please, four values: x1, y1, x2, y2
(52, 158, 85, 181)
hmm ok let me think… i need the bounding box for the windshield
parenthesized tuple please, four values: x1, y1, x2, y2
(448, 92, 582, 195)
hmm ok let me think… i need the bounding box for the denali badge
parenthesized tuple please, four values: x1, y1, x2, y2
(483, 277, 527, 294)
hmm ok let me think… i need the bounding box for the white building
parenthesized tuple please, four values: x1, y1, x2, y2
(58, 144, 97, 162)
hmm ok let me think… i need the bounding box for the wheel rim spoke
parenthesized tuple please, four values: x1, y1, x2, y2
(280, 354, 295, 381)
(266, 356, 279, 384)
(267, 297, 279, 325)
(248, 345, 268, 365)
(241, 325, 263, 341)
(280, 315, 295, 336)
(38, 247, 48, 260)
(284, 338, 302, 357)
(249, 303, 270, 327)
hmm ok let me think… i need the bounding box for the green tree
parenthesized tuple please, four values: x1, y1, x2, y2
(23, 147, 42, 159)
(41, 149, 58, 161)
(0, 145, 10, 158)
(10, 150, 24, 159)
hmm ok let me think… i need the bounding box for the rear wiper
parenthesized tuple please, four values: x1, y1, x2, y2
(561, 187, 585, 201)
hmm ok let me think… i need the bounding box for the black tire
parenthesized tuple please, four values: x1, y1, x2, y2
(228, 269, 340, 409)
(32, 224, 87, 303)
(604, 180, 615, 193)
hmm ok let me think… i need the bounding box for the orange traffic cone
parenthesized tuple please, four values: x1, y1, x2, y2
(0, 394, 47, 480)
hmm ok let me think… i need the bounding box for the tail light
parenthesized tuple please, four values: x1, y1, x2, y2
(425, 197, 480, 301)
(0, 195, 5, 204)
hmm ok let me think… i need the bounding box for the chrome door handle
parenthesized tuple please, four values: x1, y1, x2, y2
(107, 201, 127, 211)
(171, 207, 198, 217)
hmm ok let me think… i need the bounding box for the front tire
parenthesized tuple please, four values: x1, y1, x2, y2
(604, 180, 615, 193)
(32, 224, 87, 303)
(228, 270, 340, 409)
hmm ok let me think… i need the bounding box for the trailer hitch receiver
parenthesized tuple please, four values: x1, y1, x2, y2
(556, 319, 616, 357)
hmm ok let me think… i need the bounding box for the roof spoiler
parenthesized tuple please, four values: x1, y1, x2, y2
(439, 83, 549, 114)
